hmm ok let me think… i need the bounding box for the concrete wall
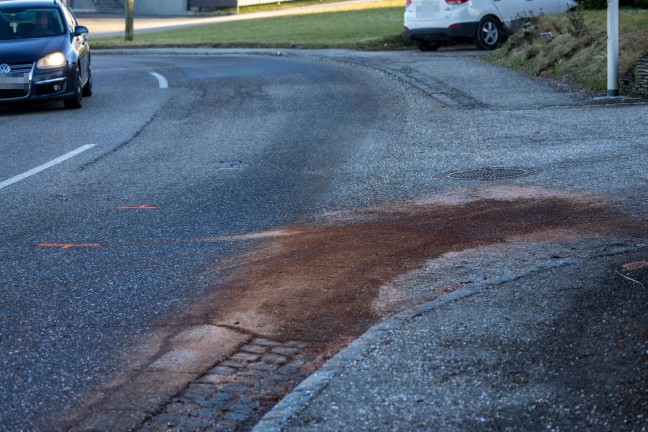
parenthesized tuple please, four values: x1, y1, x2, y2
(188, 0, 299, 10)
(69, 0, 96, 9)
(189, 0, 236, 8)
(238, 0, 298, 5)
(135, 0, 190, 15)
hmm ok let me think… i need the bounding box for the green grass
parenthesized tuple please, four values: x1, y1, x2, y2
(486, 9, 648, 93)
(92, 0, 408, 50)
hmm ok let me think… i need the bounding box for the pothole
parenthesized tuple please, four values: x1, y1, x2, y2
(446, 167, 532, 180)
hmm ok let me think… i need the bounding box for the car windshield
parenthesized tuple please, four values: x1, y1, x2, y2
(0, 8, 65, 40)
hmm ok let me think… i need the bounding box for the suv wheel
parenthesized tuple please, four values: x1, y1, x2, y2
(474, 16, 501, 50)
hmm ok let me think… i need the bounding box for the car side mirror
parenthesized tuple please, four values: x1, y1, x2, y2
(73, 25, 89, 36)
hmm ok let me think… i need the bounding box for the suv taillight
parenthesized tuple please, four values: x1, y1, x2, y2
(446, 0, 469, 4)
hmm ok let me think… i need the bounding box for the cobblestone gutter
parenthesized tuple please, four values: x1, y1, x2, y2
(139, 338, 314, 432)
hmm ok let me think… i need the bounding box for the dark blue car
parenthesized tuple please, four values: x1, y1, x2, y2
(0, 0, 91, 109)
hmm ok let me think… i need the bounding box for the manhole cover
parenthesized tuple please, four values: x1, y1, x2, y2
(446, 167, 531, 180)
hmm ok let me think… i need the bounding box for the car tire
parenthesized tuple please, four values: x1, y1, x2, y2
(64, 70, 83, 109)
(414, 40, 441, 52)
(82, 69, 93, 97)
(474, 16, 501, 50)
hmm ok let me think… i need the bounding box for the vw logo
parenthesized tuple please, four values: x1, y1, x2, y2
(0, 64, 10, 74)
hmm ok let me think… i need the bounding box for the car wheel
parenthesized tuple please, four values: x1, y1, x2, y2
(474, 16, 501, 50)
(82, 69, 93, 97)
(64, 70, 83, 109)
(414, 40, 441, 52)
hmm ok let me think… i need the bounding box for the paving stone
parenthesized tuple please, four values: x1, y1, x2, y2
(230, 402, 255, 414)
(258, 373, 292, 388)
(219, 360, 246, 369)
(284, 358, 306, 369)
(271, 346, 299, 356)
(184, 383, 216, 404)
(171, 416, 213, 430)
(224, 402, 255, 423)
(223, 410, 250, 423)
(278, 366, 303, 377)
(231, 375, 261, 386)
(248, 362, 279, 372)
(220, 383, 249, 395)
(197, 373, 230, 385)
(262, 353, 288, 364)
(200, 392, 234, 411)
(205, 421, 238, 432)
(193, 406, 223, 421)
(230, 352, 261, 362)
(235, 395, 260, 406)
(284, 340, 308, 349)
(251, 338, 281, 347)
(142, 338, 313, 432)
(208, 365, 236, 376)
(237, 368, 267, 379)
(239, 344, 267, 354)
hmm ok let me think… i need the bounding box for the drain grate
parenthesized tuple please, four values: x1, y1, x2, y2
(446, 167, 531, 180)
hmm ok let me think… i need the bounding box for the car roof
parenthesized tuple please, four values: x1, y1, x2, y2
(0, 0, 62, 9)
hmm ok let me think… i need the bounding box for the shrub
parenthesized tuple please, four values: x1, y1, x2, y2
(567, 4, 587, 37)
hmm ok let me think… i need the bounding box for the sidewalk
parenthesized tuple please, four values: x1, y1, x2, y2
(73, 0, 384, 38)
(255, 241, 648, 431)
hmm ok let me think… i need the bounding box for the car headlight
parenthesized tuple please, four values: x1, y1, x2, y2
(37, 52, 66, 70)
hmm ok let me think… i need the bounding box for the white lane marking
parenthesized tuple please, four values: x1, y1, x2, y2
(0, 144, 96, 190)
(150, 72, 168, 89)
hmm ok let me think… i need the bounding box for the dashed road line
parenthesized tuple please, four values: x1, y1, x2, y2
(0, 144, 96, 190)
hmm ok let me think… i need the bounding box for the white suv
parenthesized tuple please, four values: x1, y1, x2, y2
(404, 0, 577, 51)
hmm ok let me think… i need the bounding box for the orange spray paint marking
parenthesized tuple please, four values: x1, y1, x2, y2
(117, 205, 160, 210)
(39, 243, 102, 250)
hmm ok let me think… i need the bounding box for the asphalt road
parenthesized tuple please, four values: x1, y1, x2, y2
(0, 53, 410, 429)
(2, 50, 648, 430)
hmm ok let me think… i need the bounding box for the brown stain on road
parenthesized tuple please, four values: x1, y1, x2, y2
(197, 196, 646, 349)
(61, 190, 648, 430)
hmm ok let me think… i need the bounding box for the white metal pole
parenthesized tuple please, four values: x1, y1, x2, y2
(607, 0, 619, 96)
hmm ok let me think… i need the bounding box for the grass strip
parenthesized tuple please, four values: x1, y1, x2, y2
(91, 0, 408, 50)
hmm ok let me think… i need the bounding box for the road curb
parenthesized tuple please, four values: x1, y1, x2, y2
(251, 259, 580, 431)
(252, 242, 648, 432)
